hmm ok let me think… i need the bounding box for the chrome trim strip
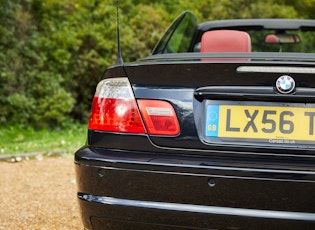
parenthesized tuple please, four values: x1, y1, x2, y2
(79, 194, 315, 221)
(237, 66, 315, 74)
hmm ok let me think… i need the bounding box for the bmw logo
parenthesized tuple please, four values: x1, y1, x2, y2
(276, 75, 295, 94)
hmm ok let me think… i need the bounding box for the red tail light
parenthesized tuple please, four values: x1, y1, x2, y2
(138, 100, 180, 136)
(88, 77, 180, 136)
(88, 78, 146, 133)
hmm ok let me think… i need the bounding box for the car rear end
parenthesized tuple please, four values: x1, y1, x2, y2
(75, 57, 315, 229)
(75, 11, 315, 229)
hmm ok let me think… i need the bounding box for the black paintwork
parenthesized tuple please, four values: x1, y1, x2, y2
(75, 15, 315, 229)
(75, 146, 315, 229)
(198, 18, 315, 32)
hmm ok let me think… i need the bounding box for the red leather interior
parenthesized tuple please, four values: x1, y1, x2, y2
(200, 30, 251, 53)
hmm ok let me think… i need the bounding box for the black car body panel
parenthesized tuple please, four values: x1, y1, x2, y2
(75, 11, 315, 229)
(76, 146, 315, 229)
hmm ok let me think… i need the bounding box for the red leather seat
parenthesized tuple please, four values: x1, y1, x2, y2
(200, 30, 251, 60)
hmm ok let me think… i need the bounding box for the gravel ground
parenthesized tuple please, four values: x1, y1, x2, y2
(0, 156, 83, 230)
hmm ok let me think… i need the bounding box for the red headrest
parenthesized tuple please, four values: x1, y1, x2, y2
(200, 30, 251, 53)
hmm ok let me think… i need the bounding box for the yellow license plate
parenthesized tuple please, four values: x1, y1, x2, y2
(206, 104, 315, 142)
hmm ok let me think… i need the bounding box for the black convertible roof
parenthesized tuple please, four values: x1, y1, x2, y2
(198, 19, 315, 31)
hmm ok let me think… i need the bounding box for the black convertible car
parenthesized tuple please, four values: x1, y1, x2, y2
(75, 11, 315, 229)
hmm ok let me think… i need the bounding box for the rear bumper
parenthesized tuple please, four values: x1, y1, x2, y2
(75, 147, 315, 229)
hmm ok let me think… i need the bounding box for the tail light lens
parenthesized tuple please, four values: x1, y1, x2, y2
(88, 77, 180, 136)
(138, 100, 180, 136)
(88, 78, 146, 133)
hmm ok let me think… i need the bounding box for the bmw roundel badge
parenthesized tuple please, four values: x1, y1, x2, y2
(276, 75, 295, 94)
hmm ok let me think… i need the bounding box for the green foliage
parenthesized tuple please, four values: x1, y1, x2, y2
(0, 0, 314, 129)
(0, 123, 86, 155)
(210, 0, 299, 19)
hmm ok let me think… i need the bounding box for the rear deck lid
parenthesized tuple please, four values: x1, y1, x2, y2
(125, 59, 315, 155)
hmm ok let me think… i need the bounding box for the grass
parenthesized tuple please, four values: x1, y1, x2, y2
(0, 124, 87, 156)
